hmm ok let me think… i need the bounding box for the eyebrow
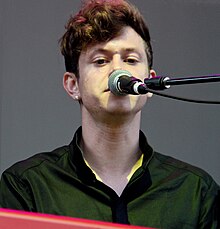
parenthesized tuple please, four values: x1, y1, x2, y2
(89, 47, 142, 57)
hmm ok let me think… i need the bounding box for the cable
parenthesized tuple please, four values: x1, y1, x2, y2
(146, 88, 220, 105)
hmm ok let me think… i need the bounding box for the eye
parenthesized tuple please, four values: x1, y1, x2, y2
(93, 58, 109, 66)
(124, 57, 139, 65)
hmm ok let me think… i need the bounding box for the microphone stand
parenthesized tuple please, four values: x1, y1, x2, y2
(165, 74, 220, 87)
(144, 74, 220, 90)
(144, 74, 220, 104)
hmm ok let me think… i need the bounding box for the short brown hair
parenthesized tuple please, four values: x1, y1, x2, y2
(60, 0, 153, 75)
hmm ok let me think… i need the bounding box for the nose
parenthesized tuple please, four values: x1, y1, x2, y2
(110, 54, 124, 73)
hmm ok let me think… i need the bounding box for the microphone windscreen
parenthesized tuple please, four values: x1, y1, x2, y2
(108, 70, 132, 96)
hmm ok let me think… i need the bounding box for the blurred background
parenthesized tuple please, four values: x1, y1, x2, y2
(0, 0, 220, 184)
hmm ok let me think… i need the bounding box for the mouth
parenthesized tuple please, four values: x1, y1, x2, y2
(104, 88, 110, 92)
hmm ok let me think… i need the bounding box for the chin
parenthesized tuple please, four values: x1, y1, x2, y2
(106, 95, 146, 112)
(104, 104, 142, 116)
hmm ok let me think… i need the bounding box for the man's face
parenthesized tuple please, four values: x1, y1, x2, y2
(77, 26, 153, 121)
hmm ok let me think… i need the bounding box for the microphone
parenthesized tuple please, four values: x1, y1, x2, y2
(108, 70, 147, 96)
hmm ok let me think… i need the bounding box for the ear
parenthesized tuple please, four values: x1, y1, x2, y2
(63, 72, 81, 100)
(149, 69, 156, 79)
(147, 69, 157, 98)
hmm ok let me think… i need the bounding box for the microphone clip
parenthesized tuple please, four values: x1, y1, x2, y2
(144, 77, 170, 90)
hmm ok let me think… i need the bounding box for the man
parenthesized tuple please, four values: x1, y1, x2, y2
(0, 0, 219, 228)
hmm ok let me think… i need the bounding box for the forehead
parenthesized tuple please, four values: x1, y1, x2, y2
(83, 26, 146, 56)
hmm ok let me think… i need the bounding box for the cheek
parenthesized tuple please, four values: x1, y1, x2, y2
(78, 77, 102, 104)
(130, 95, 148, 109)
(79, 66, 107, 85)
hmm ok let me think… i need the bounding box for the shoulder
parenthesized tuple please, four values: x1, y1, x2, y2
(2, 145, 70, 179)
(152, 152, 219, 188)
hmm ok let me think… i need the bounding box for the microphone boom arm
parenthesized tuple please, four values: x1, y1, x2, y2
(144, 74, 220, 90)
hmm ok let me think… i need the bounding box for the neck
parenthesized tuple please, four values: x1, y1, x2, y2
(80, 110, 143, 196)
(80, 110, 142, 174)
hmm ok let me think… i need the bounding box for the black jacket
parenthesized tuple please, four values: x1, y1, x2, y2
(0, 127, 219, 228)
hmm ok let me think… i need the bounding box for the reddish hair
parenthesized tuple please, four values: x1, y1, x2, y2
(60, 0, 153, 75)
